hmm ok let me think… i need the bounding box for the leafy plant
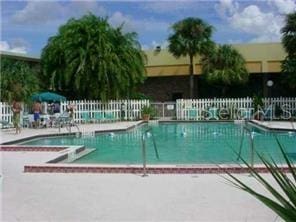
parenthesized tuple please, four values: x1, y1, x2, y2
(141, 105, 157, 118)
(1, 57, 40, 102)
(202, 44, 249, 96)
(253, 95, 263, 111)
(41, 13, 146, 100)
(281, 12, 296, 89)
(226, 138, 296, 222)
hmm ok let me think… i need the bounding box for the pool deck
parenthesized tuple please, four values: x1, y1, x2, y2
(0, 121, 143, 144)
(0, 120, 291, 221)
(251, 120, 296, 131)
(2, 150, 280, 222)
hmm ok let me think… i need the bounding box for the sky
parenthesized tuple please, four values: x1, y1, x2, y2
(1, 0, 296, 55)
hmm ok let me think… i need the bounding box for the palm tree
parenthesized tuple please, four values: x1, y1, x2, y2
(281, 12, 296, 89)
(281, 12, 296, 56)
(168, 17, 214, 98)
(201, 44, 249, 96)
(41, 13, 146, 100)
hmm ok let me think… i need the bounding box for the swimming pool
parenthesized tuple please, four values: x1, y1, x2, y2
(23, 122, 296, 165)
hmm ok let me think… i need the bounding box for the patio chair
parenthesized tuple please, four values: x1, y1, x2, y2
(0, 120, 13, 129)
(55, 112, 71, 128)
(22, 115, 30, 128)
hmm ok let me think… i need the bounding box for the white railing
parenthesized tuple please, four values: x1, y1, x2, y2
(60, 100, 149, 123)
(0, 100, 149, 125)
(176, 97, 296, 120)
(1, 98, 295, 125)
(0, 102, 13, 123)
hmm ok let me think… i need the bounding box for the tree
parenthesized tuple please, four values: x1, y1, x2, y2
(201, 44, 249, 95)
(41, 13, 146, 100)
(281, 12, 296, 56)
(1, 57, 39, 102)
(281, 12, 296, 89)
(168, 17, 214, 98)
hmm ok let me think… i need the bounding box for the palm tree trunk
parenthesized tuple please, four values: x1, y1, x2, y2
(189, 55, 194, 98)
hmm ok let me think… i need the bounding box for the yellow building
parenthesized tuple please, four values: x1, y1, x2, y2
(141, 42, 291, 101)
(145, 42, 286, 76)
(1, 42, 293, 101)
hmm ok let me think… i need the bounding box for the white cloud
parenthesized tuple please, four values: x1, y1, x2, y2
(0, 40, 27, 54)
(215, 0, 239, 18)
(215, 0, 287, 43)
(142, 1, 196, 14)
(108, 11, 135, 33)
(11, 1, 106, 25)
(108, 11, 169, 34)
(141, 40, 169, 50)
(268, 0, 296, 14)
(12, 1, 62, 24)
(66, 1, 106, 18)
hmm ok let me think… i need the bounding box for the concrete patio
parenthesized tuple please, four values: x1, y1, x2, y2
(0, 121, 143, 144)
(2, 150, 279, 222)
(0, 121, 287, 221)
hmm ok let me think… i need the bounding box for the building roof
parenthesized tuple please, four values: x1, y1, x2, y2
(0, 50, 40, 62)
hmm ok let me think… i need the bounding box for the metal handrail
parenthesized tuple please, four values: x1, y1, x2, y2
(58, 114, 81, 135)
(141, 127, 159, 176)
(237, 121, 255, 168)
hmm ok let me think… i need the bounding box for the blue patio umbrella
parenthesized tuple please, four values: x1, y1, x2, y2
(31, 92, 66, 102)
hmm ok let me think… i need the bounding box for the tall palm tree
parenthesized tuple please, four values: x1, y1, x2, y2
(168, 17, 214, 98)
(41, 13, 146, 100)
(281, 12, 296, 56)
(201, 44, 249, 96)
(281, 12, 296, 89)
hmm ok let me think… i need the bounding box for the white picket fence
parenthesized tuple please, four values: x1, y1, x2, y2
(60, 100, 149, 123)
(1, 98, 296, 125)
(0, 102, 14, 123)
(176, 97, 296, 120)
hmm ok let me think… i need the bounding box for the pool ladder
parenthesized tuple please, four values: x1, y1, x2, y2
(141, 127, 159, 176)
(237, 121, 255, 168)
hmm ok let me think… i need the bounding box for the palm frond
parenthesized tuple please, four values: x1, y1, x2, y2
(226, 138, 296, 221)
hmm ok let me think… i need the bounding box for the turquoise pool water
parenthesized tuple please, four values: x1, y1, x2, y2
(23, 123, 296, 164)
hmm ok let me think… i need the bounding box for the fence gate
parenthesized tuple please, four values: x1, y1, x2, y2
(150, 102, 176, 120)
